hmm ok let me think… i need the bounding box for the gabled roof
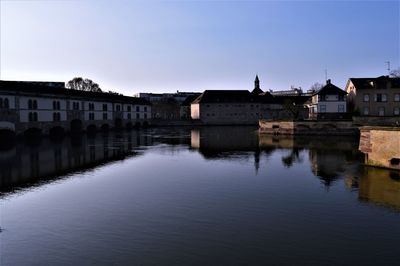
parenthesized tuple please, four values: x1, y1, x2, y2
(192, 90, 255, 104)
(349, 76, 400, 89)
(0, 80, 151, 105)
(314, 81, 347, 96)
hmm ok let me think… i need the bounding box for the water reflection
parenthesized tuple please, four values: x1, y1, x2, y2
(0, 131, 152, 195)
(1, 127, 399, 211)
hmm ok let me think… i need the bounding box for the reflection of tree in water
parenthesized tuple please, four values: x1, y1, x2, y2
(281, 148, 303, 168)
(309, 149, 347, 188)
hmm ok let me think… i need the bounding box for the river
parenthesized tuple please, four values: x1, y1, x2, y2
(0, 126, 399, 265)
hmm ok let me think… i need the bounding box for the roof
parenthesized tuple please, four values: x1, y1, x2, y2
(181, 94, 202, 106)
(0, 80, 151, 105)
(349, 76, 400, 89)
(191, 89, 311, 105)
(192, 90, 255, 104)
(251, 87, 264, 95)
(314, 81, 347, 96)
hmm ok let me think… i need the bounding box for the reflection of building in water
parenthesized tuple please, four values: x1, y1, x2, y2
(190, 127, 259, 157)
(357, 167, 400, 210)
(0, 132, 152, 194)
(191, 127, 261, 170)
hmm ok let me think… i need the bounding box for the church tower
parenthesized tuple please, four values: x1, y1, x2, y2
(255, 75, 260, 90)
(251, 75, 263, 95)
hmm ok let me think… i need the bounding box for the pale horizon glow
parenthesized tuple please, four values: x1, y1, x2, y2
(1, 0, 399, 95)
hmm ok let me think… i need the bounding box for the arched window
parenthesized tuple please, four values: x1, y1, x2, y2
(33, 112, 38, 121)
(28, 99, 33, 109)
(29, 112, 33, 122)
(33, 100, 38, 110)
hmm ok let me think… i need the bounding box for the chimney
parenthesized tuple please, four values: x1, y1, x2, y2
(327, 79, 331, 84)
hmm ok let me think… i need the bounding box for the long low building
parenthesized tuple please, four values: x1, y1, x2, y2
(0, 80, 152, 136)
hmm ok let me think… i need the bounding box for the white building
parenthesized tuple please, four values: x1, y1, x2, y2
(0, 80, 152, 136)
(307, 79, 348, 119)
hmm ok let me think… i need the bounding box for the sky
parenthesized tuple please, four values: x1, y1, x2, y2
(1, 0, 399, 95)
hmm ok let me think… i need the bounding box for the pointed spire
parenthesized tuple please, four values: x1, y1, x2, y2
(252, 74, 263, 95)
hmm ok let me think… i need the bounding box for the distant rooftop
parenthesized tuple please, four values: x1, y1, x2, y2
(0, 80, 151, 105)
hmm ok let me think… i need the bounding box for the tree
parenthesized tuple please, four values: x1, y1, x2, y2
(389, 68, 400, 78)
(67, 77, 102, 92)
(310, 82, 324, 92)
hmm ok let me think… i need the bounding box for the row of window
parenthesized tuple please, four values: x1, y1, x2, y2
(319, 105, 345, 113)
(0, 98, 10, 109)
(363, 107, 400, 116)
(363, 93, 400, 102)
(88, 113, 147, 120)
(318, 95, 345, 101)
(25, 99, 149, 111)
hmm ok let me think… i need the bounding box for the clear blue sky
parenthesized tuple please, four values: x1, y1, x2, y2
(1, 0, 399, 95)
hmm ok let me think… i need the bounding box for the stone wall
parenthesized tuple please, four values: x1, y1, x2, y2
(258, 120, 357, 135)
(359, 127, 400, 170)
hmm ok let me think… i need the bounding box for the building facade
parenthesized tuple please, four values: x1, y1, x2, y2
(0, 80, 151, 136)
(190, 76, 311, 125)
(307, 79, 348, 119)
(135, 91, 201, 120)
(345, 76, 400, 117)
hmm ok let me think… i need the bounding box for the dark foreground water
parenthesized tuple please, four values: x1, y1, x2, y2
(1, 127, 399, 265)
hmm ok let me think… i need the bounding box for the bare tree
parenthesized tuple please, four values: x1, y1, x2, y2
(67, 77, 102, 92)
(310, 82, 324, 92)
(390, 68, 400, 78)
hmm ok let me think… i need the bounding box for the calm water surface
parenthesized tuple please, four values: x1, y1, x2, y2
(0, 127, 399, 265)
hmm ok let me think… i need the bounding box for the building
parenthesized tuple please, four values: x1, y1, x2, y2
(0, 80, 151, 136)
(345, 76, 400, 117)
(307, 79, 348, 119)
(190, 76, 311, 125)
(135, 91, 201, 120)
(191, 90, 261, 125)
(180, 94, 202, 119)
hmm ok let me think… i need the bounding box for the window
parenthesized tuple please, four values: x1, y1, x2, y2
(33, 100, 37, 109)
(89, 113, 95, 120)
(116, 105, 121, 111)
(136, 113, 140, 119)
(378, 107, 385, 116)
(4, 98, 9, 109)
(29, 112, 38, 122)
(375, 94, 387, 102)
(103, 104, 108, 111)
(144, 113, 147, 119)
(320, 105, 326, 113)
(127, 105, 131, 112)
(339, 95, 345, 101)
(72, 102, 80, 110)
(127, 113, 131, 119)
(394, 107, 400, 116)
(144, 106, 147, 112)
(136, 106, 140, 112)
(89, 103, 95, 111)
(53, 101, 61, 110)
(363, 94, 370, 102)
(395, 93, 400, 102)
(103, 113, 108, 120)
(28, 99, 37, 109)
(338, 104, 345, 113)
(363, 107, 369, 115)
(53, 112, 61, 121)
